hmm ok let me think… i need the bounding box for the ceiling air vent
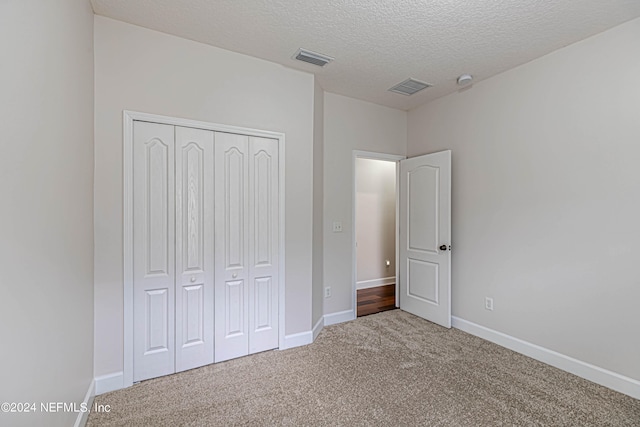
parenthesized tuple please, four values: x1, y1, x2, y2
(388, 78, 432, 96)
(293, 48, 334, 67)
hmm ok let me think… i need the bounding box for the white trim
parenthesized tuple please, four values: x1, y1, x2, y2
(324, 309, 355, 326)
(452, 316, 640, 400)
(123, 110, 286, 388)
(278, 132, 286, 351)
(356, 276, 396, 290)
(312, 316, 324, 341)
(352, 150, 406, 162)
(394, 159, 401, 308)
(123, 112, 134, 388)
(95, 371, 124, 395)
(352, 150, 405, 316)
(280, 330, 312, 350)
(73, 379, 95, 427)
(280, 315, 324, 350)
(124, 111, 286, 140)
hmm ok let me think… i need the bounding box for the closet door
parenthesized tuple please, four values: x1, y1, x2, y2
(248, 137, 279, 353)
(133, 121, 176, 382)
(214, 133, 280, 362)
(175, 127, 215, 372)
(214, 132, 250, 362)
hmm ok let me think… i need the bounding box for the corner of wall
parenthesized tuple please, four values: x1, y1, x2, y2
(312, 80, 325, 327)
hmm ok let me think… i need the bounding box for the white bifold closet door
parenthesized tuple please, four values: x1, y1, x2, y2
(133, 121, 279, 382)
(214, 132, 279, 363)
(174, 127, 215, 372)
(133, 121, 176, 382)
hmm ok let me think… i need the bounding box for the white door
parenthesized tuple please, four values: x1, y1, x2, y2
(214, 132, 249, 362)
(247, 136, 279, 354)
(399, 150, 451, 328)
(133, 121, 176, 382)
(214, 132, 279, 362)
(174, 126, 215, 372)
(132, 120, 281, 378)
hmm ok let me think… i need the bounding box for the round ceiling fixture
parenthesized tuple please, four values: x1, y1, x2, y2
(457, 74, 473, 86)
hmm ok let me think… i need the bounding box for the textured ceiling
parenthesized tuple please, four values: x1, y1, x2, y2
(91, 0, 640, 111)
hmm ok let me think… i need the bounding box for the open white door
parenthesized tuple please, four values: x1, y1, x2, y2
(399, 150, 451, 328)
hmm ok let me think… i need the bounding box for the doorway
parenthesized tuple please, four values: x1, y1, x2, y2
(352, 150, 452, 326)
(352, 151, 405, 317)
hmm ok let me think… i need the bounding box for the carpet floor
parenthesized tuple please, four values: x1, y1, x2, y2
(88, 310, 640, 426)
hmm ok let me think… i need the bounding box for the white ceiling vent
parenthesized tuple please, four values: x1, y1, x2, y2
(293, 48, 334, 67)
(388, 78, 432, 96)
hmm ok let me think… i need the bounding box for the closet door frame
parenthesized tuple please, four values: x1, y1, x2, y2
(122, 110, 286, 388)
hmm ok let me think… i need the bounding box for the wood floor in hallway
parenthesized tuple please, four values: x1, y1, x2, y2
(357, 284, 396, 317)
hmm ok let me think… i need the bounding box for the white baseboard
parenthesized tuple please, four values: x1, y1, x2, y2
(452, 316, 640, 400)
(324, 309, 355, 326)
(281, 330, 313, 350)
(97, 326, 324, 391)
(95, 371, 124, 395)
(356, 276, 395, 290)
(73, 378, 95, 427)
(312, 316, 324, 341)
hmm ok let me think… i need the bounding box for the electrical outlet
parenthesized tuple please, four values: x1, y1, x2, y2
(332, 221, 343, 233)
(325, 287, 331, 298)
(485, 297, 494, 311)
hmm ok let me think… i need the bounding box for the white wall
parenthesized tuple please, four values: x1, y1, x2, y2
(356, 159, 396, 288)
(0, 1, 95, 426)
(408, 17, 640, 381)
(312, 82, 325, 326)
(323, 93, 406, 316)
(94, 16, 314, 377)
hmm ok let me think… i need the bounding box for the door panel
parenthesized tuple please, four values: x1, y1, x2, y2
(225, 147, 245, 269)
(225, 280, 244, 336)
(145, 289, 169, 352)
(399, 150, 451, 328)
(146, 141, 171, 274)
(214, 132, 250, 362)
(408, 165, 439, 253)
(253, 149, 273, 266)
(254, 277, 272, 330)
(407, 259, 439, 304)
(182, 284, 204, 344)
(175, 126, 214, 372)
(248, 137, 279, 353)
(133, 121, 175, 382)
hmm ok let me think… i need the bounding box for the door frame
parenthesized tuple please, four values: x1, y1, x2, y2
(122, 110, 286, 387)
(352, 151, 406, 317)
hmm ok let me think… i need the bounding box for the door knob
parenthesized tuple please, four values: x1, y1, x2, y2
(190, 276, 196, 282)
(439, 245, 447, 251)
(232, 273, 237, 278)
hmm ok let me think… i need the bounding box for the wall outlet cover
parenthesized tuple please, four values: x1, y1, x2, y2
(485, 297, 494, 311)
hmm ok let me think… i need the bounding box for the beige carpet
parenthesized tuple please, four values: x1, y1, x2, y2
(88, 310, 640, 426)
